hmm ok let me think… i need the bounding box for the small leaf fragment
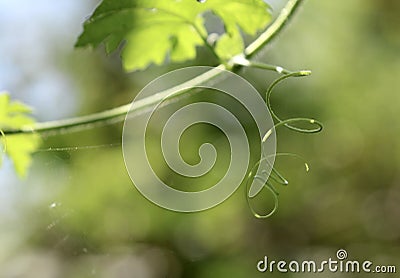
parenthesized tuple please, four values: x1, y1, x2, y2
(0, 92, 40, 177)
(3, 134, 41, 177)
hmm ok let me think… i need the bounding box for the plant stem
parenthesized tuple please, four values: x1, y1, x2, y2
(245, 0, 304, 58)
(2, 0, 304, 136)
(4, 66, 226, 135)
(230, 55, 295, 75)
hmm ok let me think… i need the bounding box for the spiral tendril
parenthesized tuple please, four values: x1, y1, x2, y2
(266, 71, 323, 133)
(246, 70, 323, 219)
(246, 158, 279, 219)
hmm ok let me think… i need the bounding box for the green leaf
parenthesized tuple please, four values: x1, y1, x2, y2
(76, 0, 271, 71)
(215, 27, 244, 60)
(1, 134, 40, 177)
(0, 93, 40, 177)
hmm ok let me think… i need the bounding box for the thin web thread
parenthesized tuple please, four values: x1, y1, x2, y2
(34, 143, 121, 153)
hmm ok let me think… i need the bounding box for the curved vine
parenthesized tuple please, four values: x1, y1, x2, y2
(2, 0, 305, 136)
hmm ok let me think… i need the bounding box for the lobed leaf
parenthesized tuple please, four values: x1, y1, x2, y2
(76, 0, 271, 71)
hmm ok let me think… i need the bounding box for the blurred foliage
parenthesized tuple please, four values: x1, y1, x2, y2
(1, 0, 400, 277)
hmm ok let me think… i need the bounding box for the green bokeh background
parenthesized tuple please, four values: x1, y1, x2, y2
(1, 0, 399, 277)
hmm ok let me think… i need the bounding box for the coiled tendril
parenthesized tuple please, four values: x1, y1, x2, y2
(246, 70, 323, 219)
